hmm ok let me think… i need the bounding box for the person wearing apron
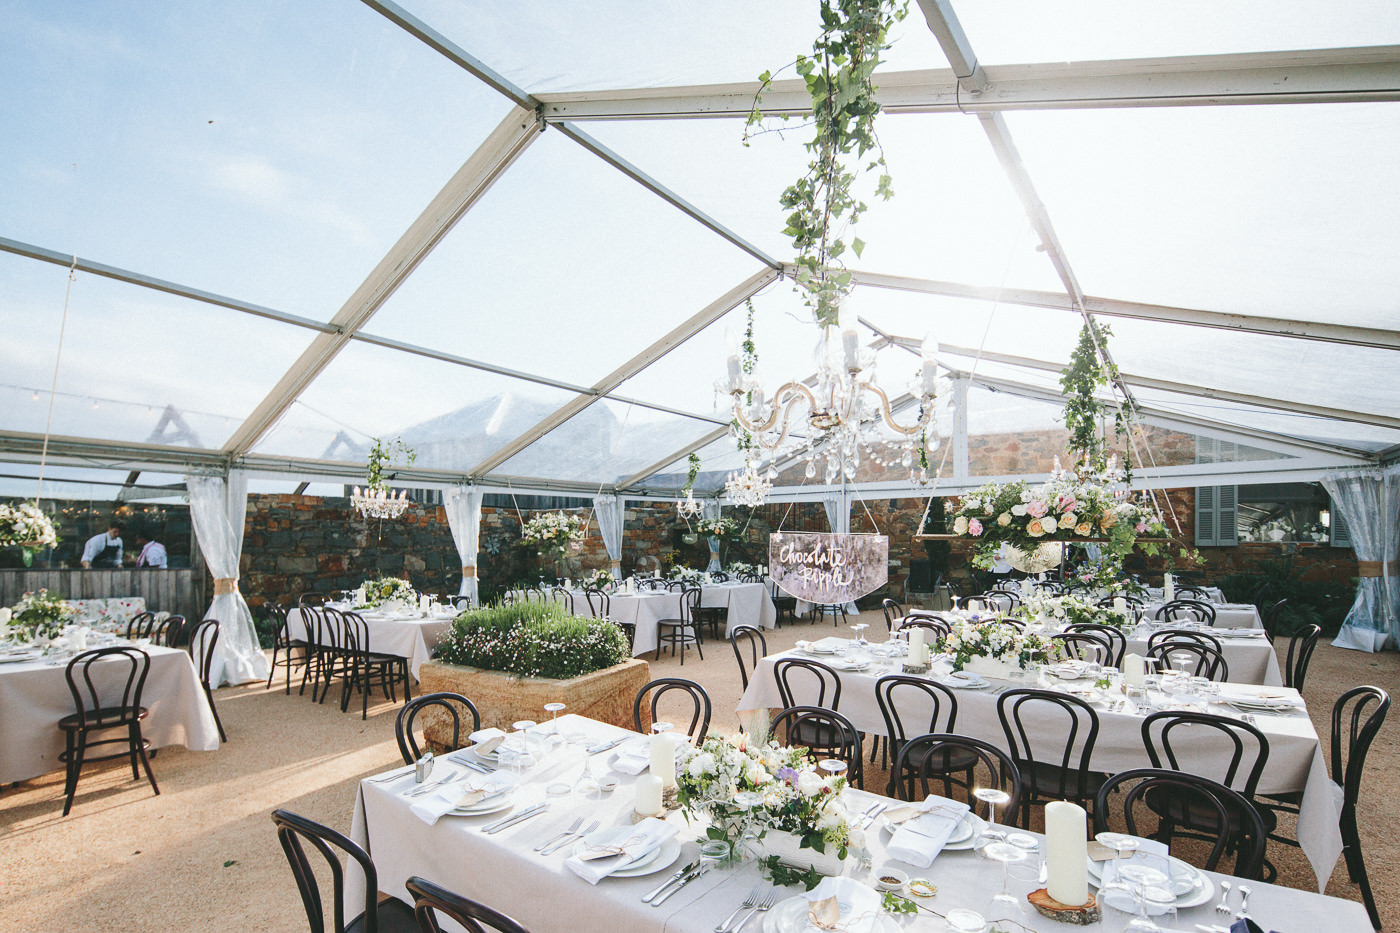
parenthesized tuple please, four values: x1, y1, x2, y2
(81, 523, 124, 569)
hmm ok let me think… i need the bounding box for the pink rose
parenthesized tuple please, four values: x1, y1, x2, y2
(1059, 496, 1079, 514)
(968, 518, 983, 537)
(1026, 500, 1048, 518)
(1135, 522, 1147, 533)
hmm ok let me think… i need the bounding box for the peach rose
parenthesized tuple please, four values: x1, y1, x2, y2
(1076, 522, 1092, 536)
(1060, 511, 1078, 527)
(1027, 519, 1046, 537)
(1100, 512, 1118, 530)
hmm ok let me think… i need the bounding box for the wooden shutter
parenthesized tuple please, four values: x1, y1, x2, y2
(1331, 501, 1353, 548)
(1195, 484, 1239, 546)
(1195, 486, 1217, 546)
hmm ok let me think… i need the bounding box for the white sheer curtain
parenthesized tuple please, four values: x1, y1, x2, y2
(702, 500, 722, 572)
(822, 493, 850, 535)
(444, 486, 483, 604)
(594, 494, 624, 577)
(1322, 467, 1399, 652)
(185, 471, 269, 686)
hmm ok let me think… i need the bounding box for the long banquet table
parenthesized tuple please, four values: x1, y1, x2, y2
(1124, 625, 1282, 686)
(560, 582, 777, 656)
(738, 646, 1341, 891)
(286, 606, 457, 678)
(347, 714, 1371, 933)
(0, 643, 221, 784)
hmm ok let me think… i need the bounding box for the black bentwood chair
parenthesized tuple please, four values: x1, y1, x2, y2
(395, 692, 482, 765)
(406, 876, 534, 933)
(58, 646, 160, 815)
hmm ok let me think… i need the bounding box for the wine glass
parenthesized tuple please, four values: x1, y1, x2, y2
(980, 839, 1028, 917)
(818, 759, 848, 783)
(944, 907, 988, 933)
(972, 787, 1011, 842)
(1118, 858, 1170, 933)
(731, 790, 767, 862)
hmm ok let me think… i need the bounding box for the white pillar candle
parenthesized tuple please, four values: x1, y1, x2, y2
(727, 354, 742, 389)
(650, 733, 676, 787)
(908, 628, 925, 665)
(1123, 653, 1146, 687)
(1113, 596, 1127, 616)
(1044, 800, 1089, 906)
(842, 328, 860, 371)
(1163, 573, 1175, 603)
(635, 774, 663, 816)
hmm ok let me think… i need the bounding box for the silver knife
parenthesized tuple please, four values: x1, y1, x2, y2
(653, 867, 709, 906)
(482, 803, 545, 833)
(642, 860, 699, 903)
(587, 737, 626, 754)
(366, 764, 417, 784)
(483, 803, 549, 834)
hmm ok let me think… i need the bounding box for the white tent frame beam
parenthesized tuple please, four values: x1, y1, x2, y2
(535, 46, 1400, 121)
(223, 105, 545, 457)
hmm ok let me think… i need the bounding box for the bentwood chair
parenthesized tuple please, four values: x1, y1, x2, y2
(1155, 598, 1217, 626)
(396, 692, 481, 765)
(123, 611, 155, 640)
(998, 688, 1104, 825)
(340, 612, 412, 720)
(773, 657, 842, 712)
(1178, 585, 1212, 601)
(769, 706, 864, 788)
(1147, 641, 1229, 682)
(271, 809, 417, 933)
(1094, 769, 1268, 880)
(58, 646, 159, 815)
(406, 876, 533, 933)
(655, 587, 703, 664)
(1063, 622, 1127, 668)
(583, 588, 610, 620)
(265, 602, 308, 695)
(889, 733, 1021, 821)
(729, 625, 767, 692)
(1261, 599, 1288, 644)
(874, 675, 961, 772)
(633, 678, 711, 742)
(187, 618, 228, 742)
(880, 598, 904, 632)
(1283, 624, 1322, 691)
(1051, 631, 1112, 666)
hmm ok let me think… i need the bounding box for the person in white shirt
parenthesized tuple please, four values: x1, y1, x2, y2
(134, 532, 168, 569)
(81, 523, 124, 568)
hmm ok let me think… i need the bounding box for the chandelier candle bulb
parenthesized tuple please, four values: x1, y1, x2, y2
(650, 734, 676, 787)
(635, 775, 663, 818)
(727, 354, 742, 388)
(842, 328, 860, 371)
(1044, 801, 1090, 907)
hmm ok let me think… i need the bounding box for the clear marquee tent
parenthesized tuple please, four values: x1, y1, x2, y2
(3, 1, 1399, 653)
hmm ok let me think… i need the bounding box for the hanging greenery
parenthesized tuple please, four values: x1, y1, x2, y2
(682, 453, 702, 495)
(365, 436, 415, 492)
(1059, 319, 1133, 480)
(730, 298, 760, 454)
(747, 0, 908, 328)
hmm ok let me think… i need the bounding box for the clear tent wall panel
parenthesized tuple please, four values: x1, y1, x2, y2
(0, 251, 315, 449)
(0, 0, 512, 318)
(362, 129, 763, 388)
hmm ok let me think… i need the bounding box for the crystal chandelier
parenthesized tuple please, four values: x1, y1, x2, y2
(676, 490, 704, 519)
(724, 454, 773, 507)
(721, 301, 941, 489)
(352, 485, 411, 520)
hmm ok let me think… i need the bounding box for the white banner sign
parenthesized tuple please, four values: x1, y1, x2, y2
(768, 532, 888, 604)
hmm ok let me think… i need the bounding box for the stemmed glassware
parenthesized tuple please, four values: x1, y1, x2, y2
(979, 839, 1028, 918)
(731, 790, 766, 862)
(972, 787, 1011, 841)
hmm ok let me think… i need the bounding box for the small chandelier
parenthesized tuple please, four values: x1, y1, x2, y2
(352, 485, 411, 520)
(676, 490, 704, 519)
(721, 299, 940, 489)
(724, 454, 772, 507)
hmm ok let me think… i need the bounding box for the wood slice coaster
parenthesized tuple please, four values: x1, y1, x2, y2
(1028, 889, 1101, 924)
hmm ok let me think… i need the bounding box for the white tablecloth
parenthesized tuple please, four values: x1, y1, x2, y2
(287, 608, 455, 679)
(347, 714, 1370, 933)
(568, 583, 776, 656)
(738, 648, 1341, 891)
(1144, 600, 1262, 629)
(1125, 627, 1283, 686)
(0, 644, 220, 784)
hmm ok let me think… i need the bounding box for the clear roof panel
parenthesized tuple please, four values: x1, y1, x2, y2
(0, 252, 314, 448)
(1008, 103, 1400, 328)
(587, 114, 1062, 291)
(953, 1, 1400, 65)
(252, 339, 579, 470)
(0, 0, 511, 318)
(363, 130, 763, 388)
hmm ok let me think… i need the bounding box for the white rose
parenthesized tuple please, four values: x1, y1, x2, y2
(953, 516, 969, 534)
(798, 771, 823, 796)
(1011, 504, 1027, 516)
(1042, 516, 1058, 532)
(847, 826, 867, 849)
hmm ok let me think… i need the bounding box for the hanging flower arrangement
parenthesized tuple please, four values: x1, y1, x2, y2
(520, 511, 586, 560)
(0, 502, 59, 550)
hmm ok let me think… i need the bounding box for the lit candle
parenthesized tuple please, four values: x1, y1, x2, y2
(1113, 596, 1127, 616)
(650, 733, 676, 787)
(635, 774, 663, 817)
(1045, 801, 1089, 906)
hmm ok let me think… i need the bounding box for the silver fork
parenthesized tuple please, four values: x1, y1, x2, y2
(535, 816, 583, 852)
(715, 884, 763, 933)
(1214, 880, 1232, 915)
(740, 890, 779, 931)
(1235, 885, 1252, 919)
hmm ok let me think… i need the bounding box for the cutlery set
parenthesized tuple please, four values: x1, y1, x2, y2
(711, 885, 778, 931)
(640, 861, 712, 906)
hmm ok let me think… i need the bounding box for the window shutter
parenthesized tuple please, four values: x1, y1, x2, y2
(1195, 486, 1217, 546)
(1331, 503, 1353, 548)
(1216, 485, 1239, 545)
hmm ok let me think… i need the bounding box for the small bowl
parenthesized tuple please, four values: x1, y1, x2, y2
(874, 866, 908, 892)
(907, 878, 938, 899)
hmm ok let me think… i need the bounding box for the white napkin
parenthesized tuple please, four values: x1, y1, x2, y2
(612, 737, 652, 775)
(1217, 690, 1305, 709)
(408, 771, 519, 825)
(565, 819, 678, 885)
(1098, 836, 1171, 913)
(469, 727, 507, 747)
(802, 876, 882, 933)
(886, 795, 970, 868)
(811, 637, 848, 653)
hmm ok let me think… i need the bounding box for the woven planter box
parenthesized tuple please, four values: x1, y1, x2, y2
(417, 658, 652, 743)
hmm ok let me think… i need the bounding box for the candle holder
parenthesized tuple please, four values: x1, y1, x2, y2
(901, 660, 931, 675)
(1028, 890, 1100, 925)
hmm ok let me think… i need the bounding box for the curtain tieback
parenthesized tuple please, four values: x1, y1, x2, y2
(1356, 560, 1398, 578)
(461, 566, 476, 578)
(213, 577, 240, 595)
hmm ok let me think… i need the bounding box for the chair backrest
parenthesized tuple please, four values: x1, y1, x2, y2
(584, 588, 610, 619)
(396, 692, 482, 765)
(1284, 624, 1321, 690)
(1331, 686, 1390, 811)
(889, 732, 1021, 815)
(406, 876, 532, 933)
(549, 587, 575, 614)
(265, 601, 289, 636)
(1146, 628, 1223, 654)
(1092, 768, 1268, 879)
(520, 586, 545, 604)
(187, 618, 220, 686)
(1147, 641, 1229, 681)
(677, 586, 702, 622)
(773, 657, 842, 711)
(1155, 599, 1217, 626)
(710, 571, 730, 582)
(1051, 631, 1111, 665)
(271, 808, 382, 933)
(317, 607, 346, 652)
(1097, 593, 1145, 609)
(738, 572, 763, 583)
(665, 580, 686, 592)
(65, 647, 150, 726)
(895, 617, 950, 641)
(768, 706, 863, 775)
(1178, 585, 1211, 600)
(155, 613, 186, 647)
(124, 610, 155, 639)
(1261, 598, 1287, 643)
(298, 592, 327, 608)
(981, 589, 1022, 612)
(449, 596, 473, 610)
(1063, 622, 1127, 668)
(997, 688, 1100, 804)
(633, 678, 711, 742)
(880, 598, 904, 631)
(729, 625, 767, 691)
(874, 675, 957, 744)
(1141, 710, 1270, 796)
(1030, 580, 1065, 594)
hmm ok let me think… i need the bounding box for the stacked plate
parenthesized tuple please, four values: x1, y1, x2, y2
(880, 810, 987, 851)
(0, 647, 43, 664)
(570, 830, 682, 877)
(1087, 850, 1216, 912)
(1218, 691, 1304, 713)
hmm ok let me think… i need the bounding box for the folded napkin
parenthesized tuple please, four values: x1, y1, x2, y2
(408, 771, 519, 825)
(612, 737, 652, 775)
(803, 877, 882, 933)
(1217, 690, 1305, 709)
(468, 727, 507, 753)
(565, 819, 678, 885)
(886, 795, 970, 868)
(811, 637, 848, 653)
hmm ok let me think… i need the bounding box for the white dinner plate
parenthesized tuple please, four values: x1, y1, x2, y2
(1087, 853, 1214, 905)
(1217, 693, 1303, 712)
(469, 745, 501, 762)
(829, 659, 871, 672)
(880, 811, 983, 850)
(937, 672, 989, 690)
(447, 790, 515, 816)
(570, 836, 681, 878)
(764, 895, 900, 933)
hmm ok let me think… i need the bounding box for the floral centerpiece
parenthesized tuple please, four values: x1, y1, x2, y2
(359, 576, 417, 608)
(583, 568, 616, 590)
(725, 561, 759, 577)
(951, 456, 1164, 573)
(6, 590, 74, 642)
(942, 613, 1062, 678)
(1016, 592, 1132, 631)
(676, 734, 855, 876)
(695, 516, 739, 540)
(0, 502, 60, 565)
(521, 511, 586, 560)
(668, 566, 707, 586)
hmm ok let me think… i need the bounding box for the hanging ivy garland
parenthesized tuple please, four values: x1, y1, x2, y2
(1059, 318, 1133, 482)
(748, 0, 909, 327)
